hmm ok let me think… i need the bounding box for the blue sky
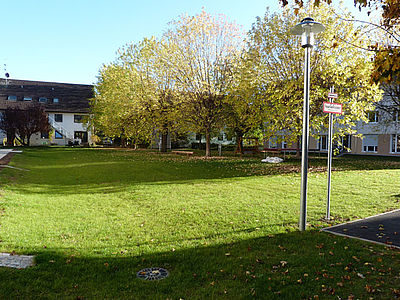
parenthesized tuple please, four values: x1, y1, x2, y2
(1, 0, 369, 85)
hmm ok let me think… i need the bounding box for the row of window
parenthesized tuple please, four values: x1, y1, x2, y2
(54, 114, 84, 123)
(362, 134, 400, 153)
(367, 111, 399, 123)
(7, 95, 59, 103)
(318, 135, 351, 151)
(41, 131, 88, 142)
(267, 134, 400, 155)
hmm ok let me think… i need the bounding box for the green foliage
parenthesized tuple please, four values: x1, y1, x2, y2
(163, 10, 244, 156)
(91, 62, 153, 147)
(223, 52, 266, 152)
(248, 3, 382, 143)
(281, 0, 400, 84)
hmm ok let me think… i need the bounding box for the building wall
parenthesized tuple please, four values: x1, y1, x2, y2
(30, 112, 91, 146)
(309, 137, 319, 150)
(378, 134, 391, 155)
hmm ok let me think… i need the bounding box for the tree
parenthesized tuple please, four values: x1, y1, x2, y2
(118, 38, 182, 152)
(0, 104, 50, 146)
(163, 10, 244, 157)
(280, 0, 400, 85)
(91, 63, 153, 148)
(223, 52, 266, 153)
(248, 3, 382, 145)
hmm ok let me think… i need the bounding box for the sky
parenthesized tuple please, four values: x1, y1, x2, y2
(1, 0, 373, 85)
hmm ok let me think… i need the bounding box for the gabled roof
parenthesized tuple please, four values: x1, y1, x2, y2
(0, 79, 93, 113)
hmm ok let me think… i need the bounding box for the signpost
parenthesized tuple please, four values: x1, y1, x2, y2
(323, 102, 342, 114)
(324, 87, 342, 220)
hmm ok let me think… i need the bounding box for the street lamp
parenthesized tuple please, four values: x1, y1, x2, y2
(291, 17, 325, 231)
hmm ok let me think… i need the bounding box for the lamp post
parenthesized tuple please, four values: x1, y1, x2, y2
(291, 17, 325, 231)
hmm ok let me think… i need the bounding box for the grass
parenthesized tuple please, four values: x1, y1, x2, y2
(0, 147, 400, 299)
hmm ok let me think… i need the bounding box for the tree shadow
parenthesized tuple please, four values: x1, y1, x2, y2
(4, 148, 400, 196)
(0, 229, 398, 299)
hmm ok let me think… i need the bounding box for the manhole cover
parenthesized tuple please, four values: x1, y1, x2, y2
(137, 267, 169, 281)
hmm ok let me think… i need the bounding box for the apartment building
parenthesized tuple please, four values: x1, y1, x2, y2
(0, 78, 93, 146)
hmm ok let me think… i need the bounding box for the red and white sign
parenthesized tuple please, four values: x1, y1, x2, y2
(323, 102, 343, 114)
(328, 92, 338, 99)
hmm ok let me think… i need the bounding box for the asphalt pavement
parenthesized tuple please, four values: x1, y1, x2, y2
(323, 209, 400, 248)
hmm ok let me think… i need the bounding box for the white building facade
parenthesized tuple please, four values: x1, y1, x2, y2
(0, 79, 93, 146)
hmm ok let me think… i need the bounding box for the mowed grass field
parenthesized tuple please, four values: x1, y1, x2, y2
(0, 147, 400, 299)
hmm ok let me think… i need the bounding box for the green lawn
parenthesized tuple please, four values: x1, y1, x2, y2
(0, 147, 400, 299)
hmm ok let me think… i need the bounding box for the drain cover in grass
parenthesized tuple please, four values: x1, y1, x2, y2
(137, 267, 169, 281)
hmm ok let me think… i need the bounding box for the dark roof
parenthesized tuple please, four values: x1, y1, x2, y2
(0, 79, 93, 113)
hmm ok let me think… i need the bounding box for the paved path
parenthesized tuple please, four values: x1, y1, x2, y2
(323, 209, 400, 248)
(0, 149, 19, 160)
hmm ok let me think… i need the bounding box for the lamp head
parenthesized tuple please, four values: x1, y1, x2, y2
(291, 17, 325, 48)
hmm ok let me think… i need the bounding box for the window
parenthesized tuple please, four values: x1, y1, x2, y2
(53, 98, 59, 103)
(74, 131, 88, 143)
(362, 135, 378, 152)
(23, 97, 32, 101)
(55, 130, 63, 139)
(269, 137, 286, 149)
(342, 135, 351, 151)
(391, 134, 400, 153)
(367, 111, 379, 123)
(39, 97, 47, 103)
(74, 115, 84, 123)
(41, 132, 49, 139)
(7, 95, 17, 101)
(54, 114, 63, 122)
(319, 135, 328, 150)
(393, 111, 399, 122)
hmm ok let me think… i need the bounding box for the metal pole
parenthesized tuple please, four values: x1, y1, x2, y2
(326, 87, 334, 220)
(299, 46, 312, 231)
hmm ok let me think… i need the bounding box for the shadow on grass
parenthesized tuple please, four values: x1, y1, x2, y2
(6, 148, 400, 196)
(0, 230, 399, 299)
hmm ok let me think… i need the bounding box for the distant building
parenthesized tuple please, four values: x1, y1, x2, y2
(265, 88, 400, 156)
(0, 78, 93, 146)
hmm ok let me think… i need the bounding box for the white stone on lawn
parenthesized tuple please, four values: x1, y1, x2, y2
(0, 253, 35, 269)
(261, 157, 283, 164)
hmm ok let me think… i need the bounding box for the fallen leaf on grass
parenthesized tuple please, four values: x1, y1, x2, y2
(256, 258, 264, 264)
(365, 285, 376, 293)
(357, 272, 365, 278)
(392, 288, 400, 296)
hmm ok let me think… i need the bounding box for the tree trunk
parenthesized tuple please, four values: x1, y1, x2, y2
(26, 134, 32, 146)
(205, 129, 211, 157)
(236, 131, 244, 154)
(6, 132, 15, 146)
(160, 128, 168, 153)
(296, 137, 301, 158)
